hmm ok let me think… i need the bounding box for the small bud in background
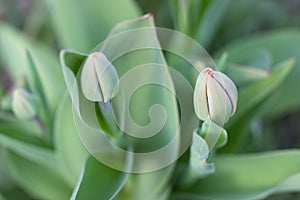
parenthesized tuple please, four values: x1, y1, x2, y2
(81, 52, 119, 102)
(12, 89, 38, 120)
(193, 68, 238, 126)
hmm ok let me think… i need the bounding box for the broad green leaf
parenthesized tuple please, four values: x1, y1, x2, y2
(61, 15, 182, 199)
(116, 165, 175, 200)
(172, 150, 300, 200)
(0, 22, 65, 117)
(44, 0, 140, 52)
(3, 150, 72, 200)
(96, 15, 179, 199)
(71, 156, 129, 200)
(54, 93, 88, 186)
(215, 29, 300, 117)
(61, 15, 183, 173)
(223, 58, 295, 152)
(103, 15, 179, 152)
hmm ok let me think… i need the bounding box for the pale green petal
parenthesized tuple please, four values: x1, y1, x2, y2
(214, 71, 238, 115)
(81, 52, 119, 102)
(193, 70, 209, 121)
(207, 75, 232, 126)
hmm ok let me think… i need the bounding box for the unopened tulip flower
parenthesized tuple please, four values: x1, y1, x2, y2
(81, 52, 119, 102)
(12, 89, 38, 120)
(193, 68, 238, 126)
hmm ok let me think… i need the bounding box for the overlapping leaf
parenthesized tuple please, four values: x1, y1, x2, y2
(172, 150, 300, 200)
(215, 30, 300, 117)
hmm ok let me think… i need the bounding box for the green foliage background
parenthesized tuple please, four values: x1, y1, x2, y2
(1, 0, 300, 199)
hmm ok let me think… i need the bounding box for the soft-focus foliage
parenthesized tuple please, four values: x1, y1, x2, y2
(1, 0, 300, 199)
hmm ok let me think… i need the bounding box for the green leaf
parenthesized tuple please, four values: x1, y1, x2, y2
(0, 117, 50, 163)
(170, 0, 232, 48)
(172, 150, 300, 200)
(54, 93, 88, 186)
(59, 50, 87, 95)
(61, 15, 185, 173)
(0, 133, 57, 170)
(0, 112, 42, 140)
(3, 150, 72, 200)
(116, 166, 175, 200)
(25, 50, 48, 111)
(223, 58, 295, 152)
(215, 29, 300, 117)
(220, 48, 272, 86)
(0, 116, 72, 192)
(102, 14, 180, 151)
(169, 0, 195, 33)
(214, 0, 288, 46)
(200, 120, 228, 150)
(71, 156, 129, 200)
(223, 63, 270, 86)
(61, 15, 183, 199)
(195, 0, 232, 48)
(230, 59, 294, 126)
(60, 51, 87, 75)
(0, 22, 65, 117)
(0, 152, 15, 193)
(25, 51, 52, 133)
(179, 132, 214, 187)
(44, 0, 140, 52)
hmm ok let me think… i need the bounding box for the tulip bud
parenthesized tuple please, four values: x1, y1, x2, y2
(12, 89, 38, 120)
(193, 68, 238, 126)
(81, 52, 119, 102)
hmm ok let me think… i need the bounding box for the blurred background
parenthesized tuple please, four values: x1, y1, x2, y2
(1, 0, 300, 151)
(1, 0, 300, 199)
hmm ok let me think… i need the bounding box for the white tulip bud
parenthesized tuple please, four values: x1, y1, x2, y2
(12, 89, 38, 120)
(193, 68, 238, 126)
(81, 52, 119, 102)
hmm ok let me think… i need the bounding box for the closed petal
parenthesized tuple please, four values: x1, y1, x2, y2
(213, 71, 238, 115)
(207, 76, 232, 126)
(194, 70, 209, 121)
